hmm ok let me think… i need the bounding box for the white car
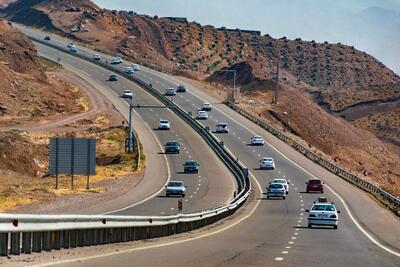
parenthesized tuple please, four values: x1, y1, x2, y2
(165, 87, 176, 96)
(251, 135, 264, 145)
(124, 67, 134, 74)
(165, 181, 186, 197)
(121, 90, 133, 98)
(196, 110, 208, 120)
(201, 102, 212, 111)
(67, 43, 75, 49)
(266, 183, 286, 199)
(216, 123, 229, 133)
(111, 57, 123, 64)
(92, 54, 101, 60)
(260, 157, 275, 170)
(158, 119, 171, 130)
(69, 46, 78, 53)
(306, 198, 340, 229)
(269, 178, 289, 194)
(132, 64, 140, 71)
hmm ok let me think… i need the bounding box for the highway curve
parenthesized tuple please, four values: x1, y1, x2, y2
(34, 43, 236, 216)
(15, 27, 400, 266)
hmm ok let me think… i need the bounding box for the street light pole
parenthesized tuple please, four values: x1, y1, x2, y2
(215, 69, 237, 102)
(274, 57, 280, 105)
(233, 70, 237, 101)
(127, 97, 134, 152)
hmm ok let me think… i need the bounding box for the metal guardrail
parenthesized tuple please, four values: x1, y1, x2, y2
(0, 35, 251, 257)
(225, 100, 400, 213)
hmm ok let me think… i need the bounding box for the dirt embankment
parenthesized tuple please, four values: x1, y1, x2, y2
(238, 85, 400, 197)
(0, 20, 87, 126)
(1, 0, 399, 197)
(0, 19, 141, 212)
(3, 0, 398, 148)
(0, 127, 141, 212)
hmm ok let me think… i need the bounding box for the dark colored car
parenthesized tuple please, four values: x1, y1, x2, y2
(306, 178, 324, 193)
(183, 160, 199, 173)
(164, 141, 180, 154)
(44, 35, 51, 41)
(108, 74, 118, 81)
(176, 84, 186, 92)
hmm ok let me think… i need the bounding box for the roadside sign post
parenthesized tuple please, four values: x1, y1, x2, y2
(178, 199, 183, 213)
(71, 138, 74, 190)
(55, 138, 59, 190)
(49, 138, 96, 190)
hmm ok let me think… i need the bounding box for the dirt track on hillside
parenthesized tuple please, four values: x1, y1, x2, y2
(0, 71, 123, 132)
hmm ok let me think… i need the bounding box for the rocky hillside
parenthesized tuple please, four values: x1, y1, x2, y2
(1, 0, 399, 196)
(0, 19, 84, 126)
(3, 0, 399, 140)
(2, 1, 399, 118)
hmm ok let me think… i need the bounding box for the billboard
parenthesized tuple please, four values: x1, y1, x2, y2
(49, 138, 96, 176)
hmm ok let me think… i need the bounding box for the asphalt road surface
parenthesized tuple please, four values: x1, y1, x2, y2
(12, 26, 400, 267)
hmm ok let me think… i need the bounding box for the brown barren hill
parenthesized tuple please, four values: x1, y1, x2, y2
(0, 20, 84, 126)
(2, 0, 399, 195)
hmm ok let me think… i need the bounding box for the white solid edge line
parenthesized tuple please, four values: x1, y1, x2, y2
(161, 76, 400, 258)
(326, 184, 400, 257)
(44, 41, 400, 258)
(31, 173, 263, 267)
(53, 62, 172, 216)
(85, 76, 172, 215)
(102, 119, 171, 214)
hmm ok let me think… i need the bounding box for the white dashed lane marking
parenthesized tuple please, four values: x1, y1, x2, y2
(274, 257, 284, 261)
(281, 251, 288, 254)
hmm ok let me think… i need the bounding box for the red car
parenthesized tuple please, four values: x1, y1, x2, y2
(306, 178, 324, 193)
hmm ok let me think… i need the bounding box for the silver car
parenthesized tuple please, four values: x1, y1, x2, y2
(266, 183, 286, 199)
(269, 178, 289, 194)
(165, 181, 186, 197)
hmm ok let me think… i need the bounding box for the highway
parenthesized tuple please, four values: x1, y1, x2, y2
(34, 43, 236, 216)
(13, 27, 400, 266)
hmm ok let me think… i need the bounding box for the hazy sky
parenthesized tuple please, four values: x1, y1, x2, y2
(92, 0, 400, 74)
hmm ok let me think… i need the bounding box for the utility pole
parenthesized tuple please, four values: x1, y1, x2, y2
(127, 97, 134, 152)
(274, 57, 280, 105)
(215, 69, 237, 102)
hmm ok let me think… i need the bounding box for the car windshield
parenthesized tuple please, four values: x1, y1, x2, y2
(309, 179, 322, 184)
(273, 179, 285, 184)
(160, 120, 169, 124)
(269, 184, 283, 189)
(168, 182, 183, 187)
(312, 205, 335, 211)
(253, 136, 262, 139)
(124, 90, 131, 93)
(166, 142, 178, 146)
(263, 158, 273, 161)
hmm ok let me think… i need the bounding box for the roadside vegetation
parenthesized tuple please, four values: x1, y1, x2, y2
(0, 126, 141, 212)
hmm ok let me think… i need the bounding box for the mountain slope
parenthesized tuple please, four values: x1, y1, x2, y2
(2, 0, 399, 195)
(0, 19, 84, 125)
